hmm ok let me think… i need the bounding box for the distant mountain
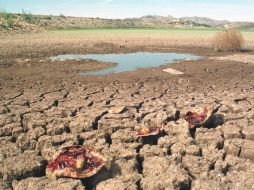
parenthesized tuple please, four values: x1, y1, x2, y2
(228, 22, 254, 29)
(124, 15, 230, 27)
(180, 17, 230, 27)
(123, 15, 182, 27)
(141, 15, 177, 20)
(128, 15, 254, 28)
(167, 15, 176, 20)
(180, 16, 254, 28)
(125, 15, 177, 22)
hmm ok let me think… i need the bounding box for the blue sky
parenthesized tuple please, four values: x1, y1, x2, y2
(0, 0, 253, 21)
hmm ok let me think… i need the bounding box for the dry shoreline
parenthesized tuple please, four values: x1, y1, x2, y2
(0, 31, 254, 190)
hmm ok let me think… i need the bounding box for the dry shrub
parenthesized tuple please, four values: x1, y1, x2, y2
(212, 28, 244, 51)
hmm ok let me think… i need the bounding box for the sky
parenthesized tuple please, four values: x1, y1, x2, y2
(0, 0, 253, 22)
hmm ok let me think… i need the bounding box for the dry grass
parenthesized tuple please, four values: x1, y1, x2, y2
(1, 29, 254, 56)
(0, 11, 15, 28)
(212, 28, 244, 51)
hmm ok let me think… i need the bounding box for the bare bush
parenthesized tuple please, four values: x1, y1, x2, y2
(212, 28, 244, 51)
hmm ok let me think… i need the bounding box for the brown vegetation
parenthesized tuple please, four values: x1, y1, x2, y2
(212, 28, 244, 51)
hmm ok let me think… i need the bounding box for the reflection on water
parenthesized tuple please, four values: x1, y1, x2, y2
(51, 52, 200, 75)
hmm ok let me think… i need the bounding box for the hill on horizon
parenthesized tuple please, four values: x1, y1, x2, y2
(126, 15, 254, 28)
(1, 11, 254, 33)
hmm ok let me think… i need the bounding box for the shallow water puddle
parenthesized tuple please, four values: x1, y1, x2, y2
(51, 52, 200, 75)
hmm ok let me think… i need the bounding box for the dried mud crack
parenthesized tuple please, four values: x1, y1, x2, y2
(0, 38, 254, 190)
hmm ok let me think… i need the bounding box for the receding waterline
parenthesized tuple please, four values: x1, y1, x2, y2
(50, 52, 201, 75)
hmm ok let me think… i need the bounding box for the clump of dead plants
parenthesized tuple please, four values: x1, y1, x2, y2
(212, 28, 244, 52)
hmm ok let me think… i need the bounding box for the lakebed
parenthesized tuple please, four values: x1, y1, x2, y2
(0, 30, 254, 190)
(50, 52, 200, 75)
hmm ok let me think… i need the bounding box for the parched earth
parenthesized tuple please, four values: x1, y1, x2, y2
(0, 34, 254, 190)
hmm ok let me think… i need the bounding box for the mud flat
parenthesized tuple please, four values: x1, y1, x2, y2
(0, 32, 254, 190)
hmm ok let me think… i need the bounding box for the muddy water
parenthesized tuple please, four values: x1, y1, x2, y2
(51, 52, 200, 75)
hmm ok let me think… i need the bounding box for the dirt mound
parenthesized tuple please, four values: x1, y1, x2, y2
(0, 14, 43, 35)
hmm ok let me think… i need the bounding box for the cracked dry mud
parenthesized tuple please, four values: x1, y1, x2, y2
(0, 40, 254, 190)
(1, 84, 254, 190)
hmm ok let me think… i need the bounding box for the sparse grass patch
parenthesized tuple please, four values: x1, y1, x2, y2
(21, 9, 34, 23)
(212, 28, 244, 51)
(0, 10, 15, 28)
